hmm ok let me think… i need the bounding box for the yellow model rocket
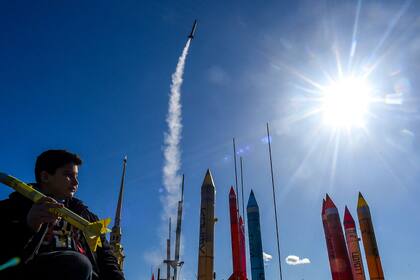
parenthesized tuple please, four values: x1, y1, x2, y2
(0, 172, 111, 252)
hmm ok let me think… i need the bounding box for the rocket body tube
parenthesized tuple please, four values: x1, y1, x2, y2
(357, 193, 384, 280)
(239, 217, 247, 279)
(344, 207, 366, 280)
(197, 170, 216, 280)
(247, 190, 265, 280)
(325, 195, 354, 280)
(322, 199, 338, 280)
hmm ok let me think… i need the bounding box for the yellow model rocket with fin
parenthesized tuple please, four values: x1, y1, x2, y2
(0, 172, 111, 252)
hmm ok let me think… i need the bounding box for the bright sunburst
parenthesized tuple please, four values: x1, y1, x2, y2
(321, 77, 372, 128)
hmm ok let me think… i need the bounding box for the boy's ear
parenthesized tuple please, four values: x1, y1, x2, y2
(40, 171, 50, 184)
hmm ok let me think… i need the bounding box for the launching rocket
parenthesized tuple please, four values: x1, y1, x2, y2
(0, 173, 110, 252)
(324, 195, 354, 280)
(247, 190, 265, 280)
(228, 187, 247, 280)
(357, 193, 384, 280)
(188, 20, 197, 39)
(197, 170, 216, 280)
(343, 206, 366, 280)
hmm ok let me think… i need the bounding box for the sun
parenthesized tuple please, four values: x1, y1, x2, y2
(321, 77, 372, 128)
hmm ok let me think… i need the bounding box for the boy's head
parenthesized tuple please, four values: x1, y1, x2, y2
(35, 150, 82, 200)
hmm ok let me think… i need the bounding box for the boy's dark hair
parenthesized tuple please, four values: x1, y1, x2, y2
(35, 150, 82, 183)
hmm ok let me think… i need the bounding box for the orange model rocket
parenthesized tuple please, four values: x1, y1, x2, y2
(322, 199, 337, 279)
(343, 206, 366, 280)
(357, 193, 384, 280)
(197, 170, 216, 280)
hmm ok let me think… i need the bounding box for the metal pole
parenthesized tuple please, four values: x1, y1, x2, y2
(233, 138, 239, 208)
(266, 123, 284, 280)
(240, 157, 245, 222)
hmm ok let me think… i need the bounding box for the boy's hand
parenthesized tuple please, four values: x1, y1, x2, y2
(26, 197, 64, 231)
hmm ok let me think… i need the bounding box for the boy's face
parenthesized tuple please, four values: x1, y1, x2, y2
(41, 163, 79, 200)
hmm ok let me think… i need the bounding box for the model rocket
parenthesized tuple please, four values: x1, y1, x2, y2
(0, 173, 110, 252)
(343, 206, 366, 280)
(322, 199, 337, 279)
(246, 190, 265, 280)
(228, 187, 247, 280)
(239, 217, 247, 279)
(357, 193, 384, 280)
(188, 20, 197, 40)
(324, 195, 354, 280)
(110, 156, 127, 269)
(197, 170, 216, 280)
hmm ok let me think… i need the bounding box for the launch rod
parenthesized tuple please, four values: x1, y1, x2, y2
(266, 123, 284, 280)
(240, 157, 245, 223)
(233, 138, 240, 211)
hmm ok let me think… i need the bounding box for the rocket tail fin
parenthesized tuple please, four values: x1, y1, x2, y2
(84, 218, 112, 252)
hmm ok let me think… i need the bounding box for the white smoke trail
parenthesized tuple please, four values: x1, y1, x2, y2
(163, 39, 191, 221)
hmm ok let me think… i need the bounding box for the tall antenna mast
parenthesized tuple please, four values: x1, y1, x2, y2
(173, 175, 185, 280)
(266, 123, 284, 280)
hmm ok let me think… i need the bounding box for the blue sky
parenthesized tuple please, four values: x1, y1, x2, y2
(1, 0, 420, 279)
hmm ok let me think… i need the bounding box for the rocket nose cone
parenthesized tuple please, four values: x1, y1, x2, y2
(229, 186, 236, 196)
(324, 194, 337, 209)
(202, 169, 215, 187)
(247, 190, 258, 208)
(343, 206, 355, 227)
(357, 192, 368, 208)
(321, 199, 326, 215)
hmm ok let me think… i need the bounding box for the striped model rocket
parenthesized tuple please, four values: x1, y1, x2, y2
(343, 206, 366, 280)
(357, 193, 384, 280)
(228, 187, 247, 280)
(322, 199, 336, 279)
(197, 170, 216, 280)
(324, 195, 354, 280)
(247, 190, 265, 280)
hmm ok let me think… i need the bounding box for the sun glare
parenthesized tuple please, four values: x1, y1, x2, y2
(321, 77, 372, 128)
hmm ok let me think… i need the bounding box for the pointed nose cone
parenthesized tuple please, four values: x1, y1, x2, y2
(229, 186, 237, 199)
(321, 199, 326, 215)
(247, 190, 259, 209)
(239, 216, 244, 225)
(202, 169, 215, 188)
(357, 192, 368, 208)
(343, 206, 355, 228)
(325, 194, 337, 209)
(151, 273, 155, 280)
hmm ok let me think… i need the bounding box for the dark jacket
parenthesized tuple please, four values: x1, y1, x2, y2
(0, 190, 125, 280)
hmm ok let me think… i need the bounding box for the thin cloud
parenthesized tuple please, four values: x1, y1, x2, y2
(285, 255, 311, 266)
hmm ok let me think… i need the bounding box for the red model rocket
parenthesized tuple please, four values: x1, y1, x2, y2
(228, 187, 247, 280)
(238, 216, 247, 278)
(324, 195, 354, 280)
(343, 206, 366, 280)
(322, 199, 337, 279)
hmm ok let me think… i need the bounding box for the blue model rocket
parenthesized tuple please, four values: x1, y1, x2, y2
(246, 190, 265, 280)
